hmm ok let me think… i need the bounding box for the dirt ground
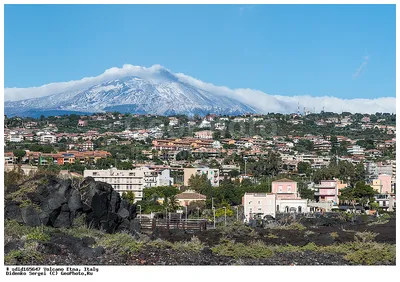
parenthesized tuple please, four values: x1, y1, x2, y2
(150, 216, 396, 247)
(5, 214, 396, 266)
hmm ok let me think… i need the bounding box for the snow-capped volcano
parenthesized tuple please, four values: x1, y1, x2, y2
(4, 66, 258, 117)
(4, 64, 396, 116)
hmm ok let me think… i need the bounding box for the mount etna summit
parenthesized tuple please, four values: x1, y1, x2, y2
(4, 66, 257, 117)
(4, 64, 396, 117)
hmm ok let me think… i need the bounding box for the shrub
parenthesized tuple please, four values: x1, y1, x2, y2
(320, 242, 395, 265)
(249, 229, 259, 238)
(26, 227, 51, 242)
(171, 236, 204, 253)
(304, 230, 315, 237)
(301, 242, 319, 252)
(218, 222, 254, 238)
(5, 242, 43, 265)
(269, 243, 318, 253)
(354, 231, 378, 243)
(98, 232, 143, 255)
(343, 242, 395, 265)
(5, 220, 31, 238)
(72, 214, 87, 228)
(330, 232, 339, 240)
(367, 220, 389, 226)
(148, 238, 173, 249)
(266, 233, 278, 239)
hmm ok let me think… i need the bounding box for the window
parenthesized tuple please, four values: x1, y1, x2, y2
(278, 185, 283, 192)
(287, 185, 291, 192)
(258, 208, 262, 211)
(258, 201, 261, 205)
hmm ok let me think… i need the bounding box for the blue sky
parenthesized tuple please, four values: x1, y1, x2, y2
(5, 4, 396, 99)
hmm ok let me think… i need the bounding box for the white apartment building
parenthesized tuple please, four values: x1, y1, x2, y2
(83, 167, 174, 203)
(378, 163, 393, 177)
(347, 145, 364, 156)
(8, 133, 23, 143)
(169, 117, 179, 126)
(183, 167, 219, 187)
(194, 130, 213, 139)
(199, 120, 211, 128)
(40, 134, 57, 144)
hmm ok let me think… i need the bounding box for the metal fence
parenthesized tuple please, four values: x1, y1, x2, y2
(139, 218, 208, 232)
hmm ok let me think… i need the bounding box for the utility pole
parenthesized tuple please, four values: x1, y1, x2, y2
(137, 205, 142, 223)
(213, 207, 216, 228)
(223, 207, 227, 226)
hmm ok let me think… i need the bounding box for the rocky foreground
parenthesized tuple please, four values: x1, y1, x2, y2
(4, 174, 396, 266)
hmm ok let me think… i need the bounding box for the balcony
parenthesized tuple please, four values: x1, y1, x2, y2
(315, 191, 337, 196)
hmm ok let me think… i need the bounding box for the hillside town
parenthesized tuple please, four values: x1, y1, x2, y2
(4, 111, 396, 219)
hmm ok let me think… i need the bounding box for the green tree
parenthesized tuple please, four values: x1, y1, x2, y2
(229, 169, 240, 178)
(188, 174, 212, 194)
(13, 149, 26, 163)
(176, 150, 190, 161)
(339, 181, 377, 208)
(297, 161, 311, 175)
(165, 195, 180, 212)
(122, 191, 136, 204)
(212, 131, 221, 140)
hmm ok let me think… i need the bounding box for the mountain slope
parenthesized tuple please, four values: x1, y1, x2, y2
(4, 68, 258, 117)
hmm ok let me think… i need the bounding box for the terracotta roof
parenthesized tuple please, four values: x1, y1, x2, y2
(176, 192, 206, 200)
(272, 178, 297, 183)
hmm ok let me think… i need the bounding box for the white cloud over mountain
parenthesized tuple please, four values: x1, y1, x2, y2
(4, 64, 395, 114)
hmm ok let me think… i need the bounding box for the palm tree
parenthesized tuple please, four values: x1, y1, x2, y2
(166, 195, 180, 212)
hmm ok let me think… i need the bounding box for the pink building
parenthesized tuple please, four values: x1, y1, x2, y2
(378, 174, 392, 194)
(271, 178, 299, 200)
(78, 120, 88, 127)
(315, 180, 338, 204)
(243, 193, 276, 220)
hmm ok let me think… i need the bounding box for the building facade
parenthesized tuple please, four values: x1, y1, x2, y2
(184, 167, 219, 187)
(271, 178, 298, 200)
(243, 193, 276, 221)
(83, 167, 174, 202)
(314, 180, 339, 205)
(378, 174, 392, 194)
(276, 198, 308, 213)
